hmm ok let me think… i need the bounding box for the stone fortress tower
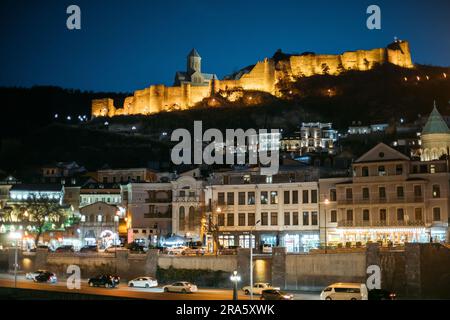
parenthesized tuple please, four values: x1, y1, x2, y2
(92, 40, 414, 118)
(420, 103, 450, 161)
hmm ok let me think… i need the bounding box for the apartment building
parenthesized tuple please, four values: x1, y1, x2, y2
(319, 143, 450, 246)
(205, 167, 320, 253)
(97, 168, 157, 184)
(121, 182, 173, 246)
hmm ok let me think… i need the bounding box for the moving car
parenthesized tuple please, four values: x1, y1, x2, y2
(320, 283, 368, 300)
(128, 277, 158, 288)
(34, 272, 57, 283)
(88, 274, 120, 288)
(163, 282, 198, 293)
(368, 289, 396, 300)
(54, 245, 75, 253)
(26, 269, 49, 280)
(260, 289, 294, 300)
(242, 283, 281, 295)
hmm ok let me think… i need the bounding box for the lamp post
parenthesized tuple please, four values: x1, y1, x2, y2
(250, 219, 261, 301)
(9, 231, 22, 289)
(324, 199, 329, 253)
(230, 270, 241, 300)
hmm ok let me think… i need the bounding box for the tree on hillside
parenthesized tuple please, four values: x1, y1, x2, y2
(11, 193, 68, 245)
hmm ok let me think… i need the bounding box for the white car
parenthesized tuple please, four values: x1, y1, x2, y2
(242, 283, 280, 295)
(320, 283, 368, 300)
(128, 277, 158, 288)
(26, 270, 49, 280)
(166, 246, 188, 255)
(163, 282, 198, 293)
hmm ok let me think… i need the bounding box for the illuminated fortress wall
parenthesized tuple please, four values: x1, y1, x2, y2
(91, 41, 413, 118)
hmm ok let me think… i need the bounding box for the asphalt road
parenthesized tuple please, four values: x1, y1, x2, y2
(0, 274, 320, 300)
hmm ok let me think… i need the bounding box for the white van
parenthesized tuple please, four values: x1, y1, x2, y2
(320, 283, 368, 300)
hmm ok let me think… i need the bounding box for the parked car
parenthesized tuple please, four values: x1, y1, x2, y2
(55, 245, 74, 253)
(79, 245, 98, 253)
(183, 247, 205, 256)
(320, 283, 368, 300)
(104, 245, 123, 253)
(30, 245, 51, 252)
(26, 269, 49, 280)
(166, 246, 188, 255)
(242, 283, 280, 295)
(34, 272, 57, 283)
(368, 289, 396, 300)
(88, 274, 120, 288)
(260, 289, 294, 300)
(262, 244, 273, 254)
(127, 242, 146, 253)
(163, 282, 198, 293)
(128, 277, 158, 288)
(218, 247, 238, 255)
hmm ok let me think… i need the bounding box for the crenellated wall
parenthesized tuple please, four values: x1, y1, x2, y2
(91, 41, 414, 118)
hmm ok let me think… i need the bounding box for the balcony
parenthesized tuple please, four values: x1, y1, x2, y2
(338, 196, 425, 205)
(145, 198, 171, 204)
(143, 211, 172, 219)
(337, 220, 426, 227)
(173, 196, 200, 202)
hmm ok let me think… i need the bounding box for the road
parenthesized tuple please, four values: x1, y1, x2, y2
(0, 274, 320, 300)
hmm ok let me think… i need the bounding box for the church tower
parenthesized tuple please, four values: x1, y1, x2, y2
(420, 102, 450, 161)
(187, 48, 201, 75)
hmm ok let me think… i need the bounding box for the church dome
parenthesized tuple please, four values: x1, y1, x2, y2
(422, 105, 450, 135)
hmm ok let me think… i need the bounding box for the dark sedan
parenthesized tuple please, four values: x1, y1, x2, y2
(34, 272, 57, 283)
(88, 275, 120, 288)
(260, 289, 294, 300)
(368, 289, 396, 300)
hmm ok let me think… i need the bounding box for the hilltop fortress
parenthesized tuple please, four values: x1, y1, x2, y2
(91, 40, 413, 118)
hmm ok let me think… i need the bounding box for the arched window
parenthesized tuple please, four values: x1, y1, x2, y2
(179, 207, 185, 231)
(90, 214, 95, 223)
(188, 206, 195, 230)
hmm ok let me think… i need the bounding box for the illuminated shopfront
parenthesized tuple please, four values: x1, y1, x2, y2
(281, 233, 319, 253)
(330, 227, 443, 245)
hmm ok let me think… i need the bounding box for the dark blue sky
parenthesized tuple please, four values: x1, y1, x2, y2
(1, 0, 449, 92)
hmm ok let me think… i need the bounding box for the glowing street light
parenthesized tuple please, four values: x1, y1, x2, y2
(250, 219, 261, 300)
(230, 270, 241, 300)
(324, 199, 330, 253)
(9, 231, 22, 288)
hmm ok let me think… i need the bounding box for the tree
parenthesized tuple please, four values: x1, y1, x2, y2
(206, 200, 229, 254)
(12, 193, 68, 245)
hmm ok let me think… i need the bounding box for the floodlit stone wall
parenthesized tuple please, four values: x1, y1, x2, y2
(91, 41, 413, 118)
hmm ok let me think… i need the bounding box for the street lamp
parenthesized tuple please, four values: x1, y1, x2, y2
(250, 219, 261, 301)
(230, 270, 241, 300)
(9, 231, 22, 288)
(324, 198, 330, 253)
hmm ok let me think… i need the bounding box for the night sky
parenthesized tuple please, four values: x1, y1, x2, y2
(1, 0, 449, 92)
